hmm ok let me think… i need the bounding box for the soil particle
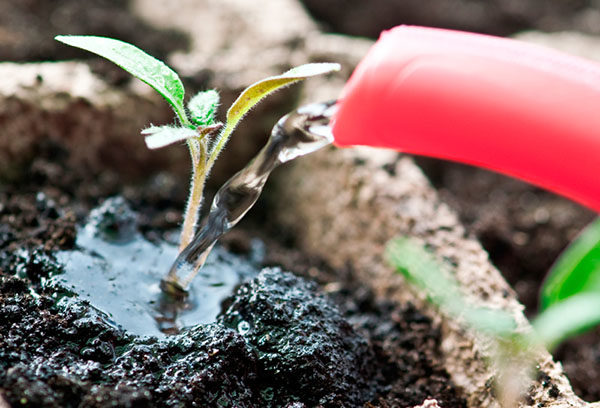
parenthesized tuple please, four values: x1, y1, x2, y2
(85, 196, 138, 242)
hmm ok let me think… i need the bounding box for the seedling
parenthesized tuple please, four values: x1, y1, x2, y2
(386, 225, 600, 403)
(386, 226, 600, 350)
(536, 217, 600, 349)
(55, 35, 339, 258)
(385, 237, 519, 339)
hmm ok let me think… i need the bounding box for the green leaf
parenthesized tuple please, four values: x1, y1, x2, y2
(207, 62, 341, 167)
(55, 35, 187, 124)
(532, 293, 600, 350)
(226, 63, 340, 131)
(540, 217, 600, 310)
(188, 90, 219, 126)
(385, 237, 517, 337)
(142, 126, 197, 149)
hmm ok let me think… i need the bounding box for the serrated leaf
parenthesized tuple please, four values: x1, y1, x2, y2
(540, 217, 600, 310)
(385, 237, 517, 336)
(188, 90, 219, 126)
(207, 62, 341, 166)
(142, 126, 197, 149)
(55, 35, 187, 123)
(533, 293, 600, 350)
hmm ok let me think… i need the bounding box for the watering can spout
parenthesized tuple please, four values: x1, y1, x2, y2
(331, 25, 600, 212)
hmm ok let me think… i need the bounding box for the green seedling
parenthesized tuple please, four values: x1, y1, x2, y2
(55, 35, 339, 253)
(540, 217, 600, 309)
(536, 217, 600, 349)
(386, 231, 600, 351)
(386, 231, 600, 403)
(385, 237, 518, 338)
(385, 237, 535, 407)
(386, 227, 600, 402)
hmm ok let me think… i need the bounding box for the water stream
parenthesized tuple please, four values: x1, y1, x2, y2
(51, 101, 336, 336)
(161, 101, 337, 296)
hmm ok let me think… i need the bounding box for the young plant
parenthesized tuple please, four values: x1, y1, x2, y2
(385, 237, 518, 339)
(536, 217, 600, 349)
(386, 229, 600, 351)
(386, 226, 600, 405)
(55, 35, 339, 252)
(385, 237, 536, 407)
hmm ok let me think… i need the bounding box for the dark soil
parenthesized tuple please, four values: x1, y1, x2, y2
(4, 0, 599, 405)
(0, 105, 465, 407)
(300, 0, 596, 39)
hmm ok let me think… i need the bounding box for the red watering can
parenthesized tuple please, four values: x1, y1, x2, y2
(332, 26, 600, 212)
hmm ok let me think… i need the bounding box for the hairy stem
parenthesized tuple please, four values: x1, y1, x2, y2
(179, 139, 207, 251)
(206, 123, 234, 170)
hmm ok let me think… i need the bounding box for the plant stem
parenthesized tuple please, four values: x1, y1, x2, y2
(178, 124, 231, 251)
(206, 123, 234, 170)
(179, 140, 207, 251)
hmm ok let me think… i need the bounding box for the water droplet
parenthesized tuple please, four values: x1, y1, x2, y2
(237, 320, 251, 335)
(260, 387, 274, 401)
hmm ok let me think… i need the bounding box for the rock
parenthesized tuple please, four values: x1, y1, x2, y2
(86, 196, 138, 242)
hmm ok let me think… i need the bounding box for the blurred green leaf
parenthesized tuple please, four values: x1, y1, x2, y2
(385, 237, 517, 337)
(533, 292, 600, 350)
(188, 90, 219, 126)
(55, 35, 188, 123)
(540, 217, 600, 310)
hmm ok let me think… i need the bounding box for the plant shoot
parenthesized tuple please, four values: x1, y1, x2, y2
(55, 35, 340, 285)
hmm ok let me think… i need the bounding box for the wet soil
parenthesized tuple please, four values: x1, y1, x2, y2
(0, 119, 465, 407)
(4, 0, 599, 405)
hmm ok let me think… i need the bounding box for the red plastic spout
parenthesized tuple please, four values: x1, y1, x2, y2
(332, 26, 600, 212)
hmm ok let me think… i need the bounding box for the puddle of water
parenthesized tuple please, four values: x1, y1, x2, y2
(51, 222, 259, 338)
(50, 101, 336, 337)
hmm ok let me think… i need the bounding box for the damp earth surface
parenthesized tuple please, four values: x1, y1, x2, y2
(0, 149, 466, 407)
